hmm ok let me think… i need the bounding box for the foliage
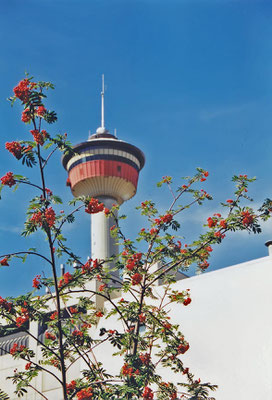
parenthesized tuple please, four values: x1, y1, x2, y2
(0, 75, 271, 399)
(0, 389, 9, 400)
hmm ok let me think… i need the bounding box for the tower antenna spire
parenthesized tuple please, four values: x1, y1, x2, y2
(101, 74, 105, 129)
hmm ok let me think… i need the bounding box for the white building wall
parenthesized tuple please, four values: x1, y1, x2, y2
(96, 256, 272, 400)
(171, 255, 272, 400)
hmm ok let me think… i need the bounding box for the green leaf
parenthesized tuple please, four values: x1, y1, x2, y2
(7, 96, 16, 106)
(12, 184, 19, 193)
(56, 234, 66, 241)
(43, 142, 54, 150)
(22, 150, 36, 168)
(37, 81, 55, 90)
(43, 110, 57, 124)
(0, 388, 10, 400)
(52, 195, 63, 204)
(14, 175, 28, 181)
(67, 214, 75, 223)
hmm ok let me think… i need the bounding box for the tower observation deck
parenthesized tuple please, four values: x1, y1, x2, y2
(62, 76, 145, 277)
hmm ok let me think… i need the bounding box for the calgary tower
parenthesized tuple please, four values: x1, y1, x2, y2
(62, 76, 145, 279)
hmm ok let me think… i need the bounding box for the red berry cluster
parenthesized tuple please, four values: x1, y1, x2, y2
(13, 79, 30, 103)
(205, 245, 213, 253)
(17, 306, 29, 327)
(241, 210, 254, 226)
(219, 220, 227, 229)
(121, 363, 140, 377)
(139, 353, 150, 365)
(198, 260, 210, 270)
(1, 172, 16, 187)
(36, 106, 46, 116)
(50, 358, 60, 368)
(76, 388, 93, 400)
(170, 289, 191, 304)
(183, 297, 192, 306)
(45, 331, 56, 340)
(45, 188, 52, 196)
(139, 313, 146, 323)
(125, 252, 142, 271)
(131, 272, 143, 285)
(82, 258, 100, 274)
(58, 272, 73, 288)
(25, 362, 31, 370)
(5, 142, 22, 159)
(66, 380, 77, 394)
(155, 213, 173, 225)
(0, 296, 12, 312)
(207, 213, 228, 234)
(142, 387, 154, 400)
(177, 341, 190, 354)
(63, 272, 73, 283)
(45, 207, 55, 226)
(85, 198, 104, 214)
(72, 329, 84, 337)
(10, 343, 26, 355)
(31, 207, 56, 228)
(95, 311, 104, 318)
(50, 311, 58, 320)
(82, 323, 92, 331)
(16, 313, 29, 328)
(32, 275, 42, 289)
(0, 257, 9, 266)
(21, 108, 31, 123)
(207, 217, 217, 228)
(161, 322, 172, 332)
(30, 211, 43, 225)
(200, 170, 209, 182)
(99, 283, 107, 292)
(214, 231, 225, 239)
(30, 129, 48, 145)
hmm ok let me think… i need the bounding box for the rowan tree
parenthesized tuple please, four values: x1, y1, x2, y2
(0, 75, 270, 400)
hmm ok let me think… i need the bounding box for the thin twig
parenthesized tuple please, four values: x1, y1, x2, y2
(15, 180, 43, 192)
(0, 251, 52, 265)
(42, 145, 58, 169)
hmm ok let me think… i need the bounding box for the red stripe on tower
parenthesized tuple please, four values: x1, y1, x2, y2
(69, 160, 139, 189)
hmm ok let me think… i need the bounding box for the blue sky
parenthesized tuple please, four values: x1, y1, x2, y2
(1, 0, 272, 296)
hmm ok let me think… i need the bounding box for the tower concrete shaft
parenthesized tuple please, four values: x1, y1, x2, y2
(91, 197, 119, 280)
